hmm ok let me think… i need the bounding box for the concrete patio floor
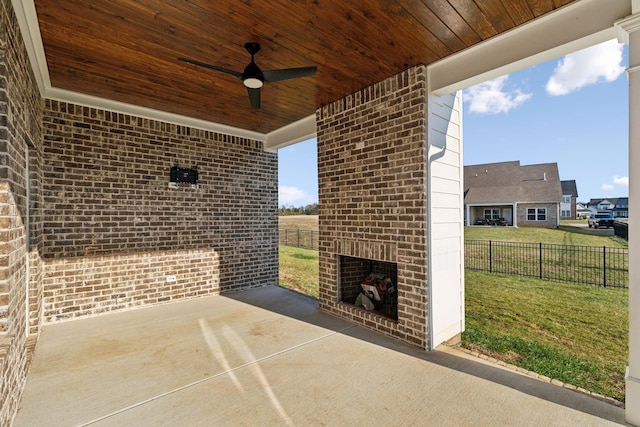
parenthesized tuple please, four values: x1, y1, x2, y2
(14, 285, 626, 426)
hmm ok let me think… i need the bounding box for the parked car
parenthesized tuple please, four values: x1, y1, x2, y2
(588, 213, 615, 228)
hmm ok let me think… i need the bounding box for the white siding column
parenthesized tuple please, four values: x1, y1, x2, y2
(427, 91, 465, 348)
(618, 12, 640, 426)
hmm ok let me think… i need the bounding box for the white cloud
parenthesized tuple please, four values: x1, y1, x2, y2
(279, 186, 312, 206)
(283, 145, 297, 153)
(546, 39, 625, 96)
(465, 75, 532, 114)
(613, 175, 629, 186)
(601, 175, 629, 193)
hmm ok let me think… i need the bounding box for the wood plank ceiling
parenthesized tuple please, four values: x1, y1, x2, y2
(34, 0, 577, 134)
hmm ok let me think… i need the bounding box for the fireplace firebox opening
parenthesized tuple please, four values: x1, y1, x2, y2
(339, 255, 398, 320)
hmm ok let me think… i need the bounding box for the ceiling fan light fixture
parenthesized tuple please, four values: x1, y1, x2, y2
(178, 42, 316, 109)
(243, 77, 263, 89)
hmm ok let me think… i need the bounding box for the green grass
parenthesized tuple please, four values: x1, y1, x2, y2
(560, 219, 588, 225)
(463, 270, 628, 402)
(465, 225, 627, 247)
(278, 245, 319, 298)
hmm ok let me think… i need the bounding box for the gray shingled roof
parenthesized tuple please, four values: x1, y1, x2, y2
(561, 180, 579, 197)
(589, 197, 627, 206)
(464, 161, 563, 204)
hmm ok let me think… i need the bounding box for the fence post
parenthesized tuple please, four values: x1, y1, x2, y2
(603, 246, 607, 288)
(539, 242, 543, 279)
(489, 240, 492, 273)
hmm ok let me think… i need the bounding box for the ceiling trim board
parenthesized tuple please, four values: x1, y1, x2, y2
(46, 87, 267, 142)
(264, 114, 317, 152)
(12, 0, 49, 94)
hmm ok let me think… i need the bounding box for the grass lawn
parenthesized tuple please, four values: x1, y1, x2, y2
(278, 245, 319, 298)
(465, 225, 627, 248)
(464, 270, 628, 402)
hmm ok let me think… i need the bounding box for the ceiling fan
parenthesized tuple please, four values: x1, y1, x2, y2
(178, 43, 317, 109)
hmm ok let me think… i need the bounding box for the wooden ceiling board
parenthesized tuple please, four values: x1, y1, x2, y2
(447, 0, 499, 40)
(33, 0, 580, 134)
(498, 0, 535, 25)
(527, 0, 560, 17)
(421, 0, 484, 46)
(473, 0, 516, 34)
(397, 0, 467, 53)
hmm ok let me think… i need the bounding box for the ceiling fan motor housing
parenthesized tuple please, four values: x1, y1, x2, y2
(242, 61, 264, 88)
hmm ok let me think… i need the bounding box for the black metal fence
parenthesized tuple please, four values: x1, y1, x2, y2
(614, 221, 628, 240)
(279, 229, 319, 250)
(279, 231, 629, 288)
(465, 240, 628, 288)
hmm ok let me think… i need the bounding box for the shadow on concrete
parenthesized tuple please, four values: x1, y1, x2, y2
(225, 285, 625, 424)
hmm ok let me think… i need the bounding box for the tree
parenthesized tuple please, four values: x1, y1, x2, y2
(278, 203, 318, 216)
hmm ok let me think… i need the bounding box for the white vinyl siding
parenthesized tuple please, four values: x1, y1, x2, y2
(428, 91, 464, 348)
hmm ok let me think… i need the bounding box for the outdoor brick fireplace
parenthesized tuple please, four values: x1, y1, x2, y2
(316, 66, 431, 348)
(339, 255, 398, 320)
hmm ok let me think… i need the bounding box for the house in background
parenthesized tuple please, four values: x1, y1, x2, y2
(588, 197, 629, 218)
(560, 180, 579, 219)
(614, 197, 630, 218)
(590, 198, 615, 212)
(464, 161, 563, 228)
(576, 202, 591, 218)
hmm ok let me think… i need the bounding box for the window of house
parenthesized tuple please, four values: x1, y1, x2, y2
(563, 195, 571, 204)
(527, 207, 547, 221)
(561, 210, 570, 217)
(484, 209, 500, 220)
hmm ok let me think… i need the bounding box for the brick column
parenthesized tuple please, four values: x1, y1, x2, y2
(317, 66, 430, 348)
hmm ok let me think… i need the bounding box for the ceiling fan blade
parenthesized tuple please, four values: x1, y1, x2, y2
(247, 87, 261, 109)
(178, 57, 242, 79)
(263, 66, 317, 83)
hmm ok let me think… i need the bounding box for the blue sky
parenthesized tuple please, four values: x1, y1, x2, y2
(278, 39, 629, 207)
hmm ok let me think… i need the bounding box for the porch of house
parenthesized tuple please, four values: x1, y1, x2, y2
(14, 285, 624, 426)
(467, 205, 515, 227)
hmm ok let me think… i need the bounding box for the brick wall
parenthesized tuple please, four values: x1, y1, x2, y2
(42, 101, 278, 322)
(317, 66, 430, 348)
(0, 0, 43, 424)
(517, 202, 559, 228)
(338, 256, 370, 302)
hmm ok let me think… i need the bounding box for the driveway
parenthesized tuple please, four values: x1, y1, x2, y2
(561, 221, 616, 236)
